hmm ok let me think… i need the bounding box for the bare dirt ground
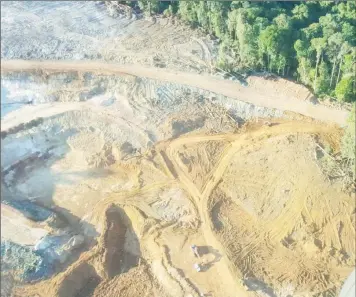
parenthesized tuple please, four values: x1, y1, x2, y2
(1, 60, 349, 125)
(1, 2, 354, 297)
(5, 118, 354, 297)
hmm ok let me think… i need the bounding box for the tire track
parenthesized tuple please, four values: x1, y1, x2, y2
(1, 59, 348, 125)
(162, 121, 339, 297)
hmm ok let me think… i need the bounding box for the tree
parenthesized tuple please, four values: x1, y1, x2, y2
(342, 23, 356, 45)
(206, 1, 226, 38)
(302, 23, 322, 40)
(341, 49, 356, 75)
(319, 14, 340, 39)
(138, 0, 160, 16)
(178, 2, 198, 25)
(294, 39, 312, 84)
(315, 61, 330, 96)
(292, 3, 309, 21)
(173, 1, 355, 101)
(333, 2, 356, 24)
(327, 33, 343, 88)
(311, 37, 327, 92)
(163, 5, 174, 18)
(195, 2, 208, 28)
(273, 13, 291, 30)
(341, 104, 356, 180)
(335, 77, 355, 102)
(336, 42, 352, 85)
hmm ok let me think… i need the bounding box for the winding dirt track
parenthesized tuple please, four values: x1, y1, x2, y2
(1, 59, 350, 296)
(1, 59, 348, 126)
(163, 121, 337, 297)
(5, 117, 344, 296)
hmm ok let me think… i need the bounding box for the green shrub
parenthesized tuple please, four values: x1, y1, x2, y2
(341, 104, 356, 179)
(336, 77, 356, 102)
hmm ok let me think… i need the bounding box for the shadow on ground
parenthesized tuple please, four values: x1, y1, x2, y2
(244, 277, 278, 297)
(197, 245, 222, 272)
(1, 123, 107, 282)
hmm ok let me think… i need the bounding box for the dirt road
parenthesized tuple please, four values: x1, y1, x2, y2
(1, 60, 348, 126)
(0, 102, 84, 131)
(162, 121, 339, 297)
(5, 115, 352, 296)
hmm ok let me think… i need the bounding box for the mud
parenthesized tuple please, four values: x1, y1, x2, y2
(101, 207, 127, 278)
(1, 2, 354, 297)
(56, 263, 100, 297)
(11, 204, 143, 297)
(3, 115, 355, 297)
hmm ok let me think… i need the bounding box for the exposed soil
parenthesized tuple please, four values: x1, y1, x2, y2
(177, 140, 226, 192)
(211, 132, 355, 296)
(1, 2, 354, 297)
(1, 60, 349, 125)
(11, 204, 152, 297)
(3, 115, 355, 297)
(92, 264, 165, 297)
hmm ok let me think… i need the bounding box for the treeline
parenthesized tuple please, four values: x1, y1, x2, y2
(120, 1, 355, 103)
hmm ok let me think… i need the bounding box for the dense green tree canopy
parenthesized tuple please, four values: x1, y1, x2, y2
(132, 1, 355, 102)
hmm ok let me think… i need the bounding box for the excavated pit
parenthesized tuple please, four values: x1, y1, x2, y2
(10, 204, 145, 297)
(102, 206, 128, 278)
(1, 2, 354, 296)
(1, 70, 355, 297)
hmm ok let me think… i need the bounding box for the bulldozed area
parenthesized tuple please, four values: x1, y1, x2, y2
(211, 132, 355, 296)
(2, 107, 354, 297)
(1, 2, 354, 297)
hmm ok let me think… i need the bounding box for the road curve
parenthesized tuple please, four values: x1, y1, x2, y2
(1, 59, 348, 126)
(164, 121, 337, 297)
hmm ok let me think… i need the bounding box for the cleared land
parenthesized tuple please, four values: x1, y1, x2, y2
(1, 59, 349, 125)
(1, 2, 354, 297)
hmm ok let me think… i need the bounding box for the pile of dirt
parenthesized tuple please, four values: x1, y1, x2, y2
(3, 120, 354, 297)
(92, 264, 166, 297)
(1, 272, 14, 297)
(155, 120, 354, 297)
(1, 2, 353, 296)
(247, 74, 316, 102)
(11, 204, 139, 297)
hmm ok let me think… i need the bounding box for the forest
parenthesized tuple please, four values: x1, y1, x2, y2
(124, 1, 355, 103)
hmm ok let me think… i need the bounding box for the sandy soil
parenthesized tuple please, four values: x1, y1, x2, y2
(214, 133, 355, 296)
(1, 60, 349, 125)
(1, 1, 214, 73)
(159, 120, 355, 296)
(1, 2, 354, 297)
(2, 111, 354, 297)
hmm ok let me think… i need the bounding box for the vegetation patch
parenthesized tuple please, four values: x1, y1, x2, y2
(116, 1, 355, 103)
